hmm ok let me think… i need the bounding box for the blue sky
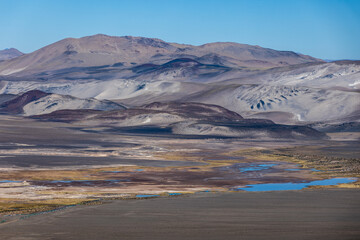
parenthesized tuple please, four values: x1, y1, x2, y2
(1, 0, 359, 60)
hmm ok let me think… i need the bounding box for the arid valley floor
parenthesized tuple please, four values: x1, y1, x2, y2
(0, 114, 359, 239)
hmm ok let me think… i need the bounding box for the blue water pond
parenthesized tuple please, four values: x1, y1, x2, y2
(0, 180, 22, 183)
(136, 194, 160, 198)
(239, 163, 277, 173)
(311, 168, 322, 172)
(236, 178, 357, 192)
(168, 193, 183, 196)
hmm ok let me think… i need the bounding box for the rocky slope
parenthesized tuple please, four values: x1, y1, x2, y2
(31, 101, 328, 140)
(32, 101, 243, 125)
(187, 83, 359, 122)
(171, 120, 327, 139)
(0, 90, 125, 115)
(0, 62, 358, 123)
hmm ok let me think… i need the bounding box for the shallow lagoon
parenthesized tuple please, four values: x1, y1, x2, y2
(237, 178, 357, 192)
(239, 163, 277, 172)
(0, 180, 22, 183)
(136, 194, 160, 198)
(168, 193, 182, 196)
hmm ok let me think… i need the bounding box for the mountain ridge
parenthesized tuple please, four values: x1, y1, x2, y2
(0, 34, 323, 76)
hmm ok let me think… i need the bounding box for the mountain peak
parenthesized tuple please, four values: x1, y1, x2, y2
(0, 48, 24, 61)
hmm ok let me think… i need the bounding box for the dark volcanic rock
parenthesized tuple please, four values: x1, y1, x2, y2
(0, 90, 50, 114)
(32, 109, 103, 122)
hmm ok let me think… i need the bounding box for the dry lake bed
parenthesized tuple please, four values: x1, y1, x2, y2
(1, 189, 360, 240)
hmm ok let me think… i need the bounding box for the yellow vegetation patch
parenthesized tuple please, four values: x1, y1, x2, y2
(0, 198, 94, 215)
(306, 182, 360, 190)
(155, 152, 204, 162)
(335, 183, 360, 188)
(0, 169, 94, 181)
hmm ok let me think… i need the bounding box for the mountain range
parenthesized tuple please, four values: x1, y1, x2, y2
(0, 34, 321, 76)
(0, 34, 358, 138)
